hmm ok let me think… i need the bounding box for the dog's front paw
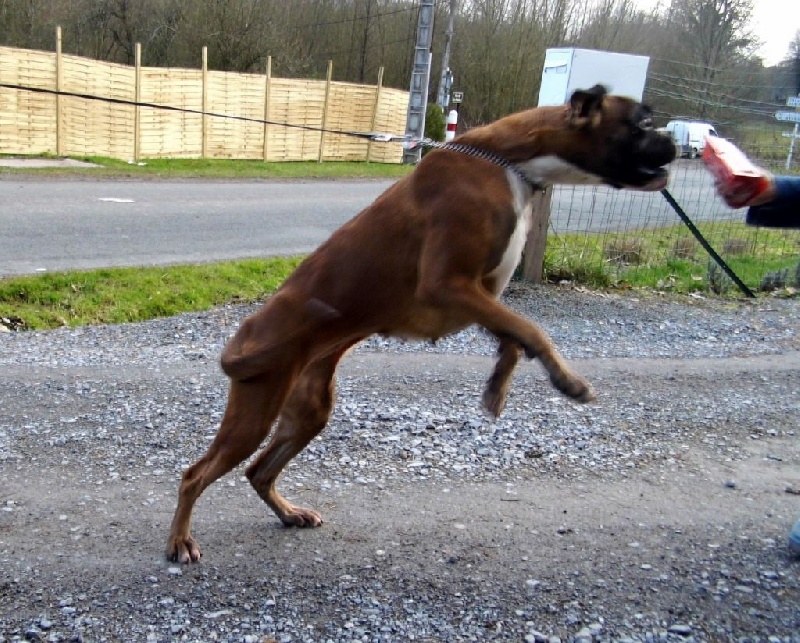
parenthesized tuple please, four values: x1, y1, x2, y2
(166, 534, 202, 564)
(551, 373, 596, 403)
(279, 505, 324, 528)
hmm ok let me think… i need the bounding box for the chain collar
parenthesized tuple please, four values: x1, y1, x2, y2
(421, 140, 544, 192)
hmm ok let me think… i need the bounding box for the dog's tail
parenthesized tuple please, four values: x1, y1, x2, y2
(220, 295, 341, 381)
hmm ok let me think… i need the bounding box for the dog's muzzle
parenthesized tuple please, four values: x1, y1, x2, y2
(612, 134, 676, 191)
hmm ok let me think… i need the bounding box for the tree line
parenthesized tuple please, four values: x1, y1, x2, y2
(1, 0, 798, 130)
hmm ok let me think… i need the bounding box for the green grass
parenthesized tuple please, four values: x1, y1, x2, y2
(730, 121, 800, 166)
(0, 155, 414, 180)
(2, 220, 796, 332)
(543, 220, 800, 295)
(0, 257, 302, 330)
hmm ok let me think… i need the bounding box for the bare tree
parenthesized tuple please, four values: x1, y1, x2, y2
(572, 0, 655, 52)
(654, 0, 756, 119)
(0, 0, 792, 133)
(785, 30, 800, 95)
(0, 0, 58, 49)
(452, 0, 576, 123)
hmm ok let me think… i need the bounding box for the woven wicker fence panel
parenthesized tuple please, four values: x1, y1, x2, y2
(1, 45, 409, 163)
(0, 46, 57, 154)
(61, 55, 135, 160)
(319, 82, 375, 162)
(206, 70, 266, 160)
(369, 87, 409, 164)
(139, 67, 203, 158)
(265, 78, 327, 162)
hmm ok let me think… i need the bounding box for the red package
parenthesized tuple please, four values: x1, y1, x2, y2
(702, 136, 770, 208)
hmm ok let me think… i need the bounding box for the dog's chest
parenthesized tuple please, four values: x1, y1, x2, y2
(487, 176, 534, 297)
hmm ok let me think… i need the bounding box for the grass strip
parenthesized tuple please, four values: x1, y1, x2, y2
(0, 156, 413, 180)
(0, 257, 302, 330)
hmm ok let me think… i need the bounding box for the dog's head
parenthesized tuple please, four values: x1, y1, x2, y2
(560, 85, 675, 190)
(472, 85, 676, 191)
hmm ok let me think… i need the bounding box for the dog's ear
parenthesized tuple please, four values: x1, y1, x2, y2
(567, 85, 607, 129)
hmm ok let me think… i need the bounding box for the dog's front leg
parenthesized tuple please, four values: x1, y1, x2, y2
(418, 279, 595, 403)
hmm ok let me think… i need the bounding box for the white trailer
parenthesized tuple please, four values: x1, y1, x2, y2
(537, 48, 651, 107)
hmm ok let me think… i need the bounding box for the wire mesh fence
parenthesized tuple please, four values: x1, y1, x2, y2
(544, 158, 800, 295)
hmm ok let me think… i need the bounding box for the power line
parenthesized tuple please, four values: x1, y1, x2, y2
(314, 34, 417, 59)
(296, 0, 448, 30)
(650, 55, 790, 74)
(649, 70, 790, 92)
(296, 3, 417, 29)
(649, 74, 787, 110)
(646, 87, 775, 117)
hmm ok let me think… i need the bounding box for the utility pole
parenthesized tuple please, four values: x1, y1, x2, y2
(403, 0, 435, 164)
(436, 0, 457, 111)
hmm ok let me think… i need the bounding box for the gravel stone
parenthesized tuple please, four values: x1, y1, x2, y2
(1, 283, 798, 641)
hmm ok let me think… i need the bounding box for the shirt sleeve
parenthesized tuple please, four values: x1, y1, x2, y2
(745, 176, 800, 229)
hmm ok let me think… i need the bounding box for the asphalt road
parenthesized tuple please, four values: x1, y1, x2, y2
(0, 160, 730, 276)
(0, 180, 390, 276)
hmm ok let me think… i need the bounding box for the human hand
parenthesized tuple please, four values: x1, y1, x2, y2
(714, 173, 776, 208)
(703, 137, 775, 208)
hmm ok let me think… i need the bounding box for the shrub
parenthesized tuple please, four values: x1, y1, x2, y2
(425, 103, 446, 142)
(603, 238, 645, 265)
(670, 237, 697, 260)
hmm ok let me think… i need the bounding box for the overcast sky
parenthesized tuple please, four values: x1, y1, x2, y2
(634, 0, 798, 67)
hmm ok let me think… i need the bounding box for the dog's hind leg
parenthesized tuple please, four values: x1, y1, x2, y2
(246, 346, 349, 527)
(482, 337, 523, 417)
(166, 365, 302, 563)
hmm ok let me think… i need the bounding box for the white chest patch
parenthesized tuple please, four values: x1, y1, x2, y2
(487, 171, 534, 297)
(517, 155, 603, 186)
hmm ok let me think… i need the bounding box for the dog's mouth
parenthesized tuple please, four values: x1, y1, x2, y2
(608, 165, 669, 191)
(634, 165, 669, 191)
(606, 130, 675, 191)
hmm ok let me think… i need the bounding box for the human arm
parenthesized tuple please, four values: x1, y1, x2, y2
(745, 176, 800, 229)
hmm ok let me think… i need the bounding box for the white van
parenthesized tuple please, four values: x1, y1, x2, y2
(663, 120, 718, 158)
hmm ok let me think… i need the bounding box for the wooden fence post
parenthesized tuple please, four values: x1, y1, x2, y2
(201, 46, 208, 158)
(262, 56, 272, 162)
(366, 66, 385, 163)
(134, 43, 141, 162)
(55, 26, 64, 157)
(521, 187, 553, 283)
(318, 60, 333, 163)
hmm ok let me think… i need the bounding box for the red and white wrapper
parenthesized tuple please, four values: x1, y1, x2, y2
(702, 136, 769, 208)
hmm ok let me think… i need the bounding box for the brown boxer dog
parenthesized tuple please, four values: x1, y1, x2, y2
(167, 85, 675, 563)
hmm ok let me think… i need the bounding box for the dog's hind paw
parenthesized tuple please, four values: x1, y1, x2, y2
(166, 534, 202, 564)
(481, 387, 508, 418)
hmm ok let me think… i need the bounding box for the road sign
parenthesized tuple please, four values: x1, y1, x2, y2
(775, 111, 800, 123)
(451, 91, 464, 104)
(787, 96, 800, 107)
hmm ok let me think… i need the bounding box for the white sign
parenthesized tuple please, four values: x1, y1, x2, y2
(451, 91, 463, 103)
(787, 96, 800, 107)
(775, 111, 800, 123)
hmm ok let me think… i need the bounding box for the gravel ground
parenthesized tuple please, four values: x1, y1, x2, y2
(1, 283, 799, 642)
